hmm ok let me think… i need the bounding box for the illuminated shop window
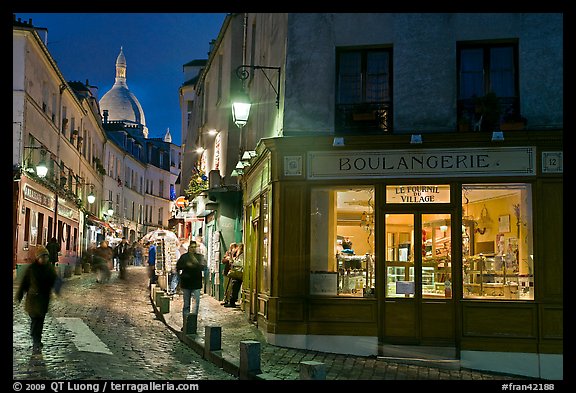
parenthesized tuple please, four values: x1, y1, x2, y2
(462, 184, 534, 300)
(310, 186, 375, 297)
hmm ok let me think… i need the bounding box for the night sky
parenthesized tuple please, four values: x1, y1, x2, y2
(14, 12, 228, 146)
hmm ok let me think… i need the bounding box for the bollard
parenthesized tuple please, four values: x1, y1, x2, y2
(159, 295, 170, 314)
(300, 360, 326, 380)
(204, 326, 222, 359)
(184, 313, 197, 335)
(154, 289, 164, 306)
(239, 340, 261, 379)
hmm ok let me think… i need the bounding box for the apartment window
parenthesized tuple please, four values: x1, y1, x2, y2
(336, 48, 392, 133)
(457, 42, 519, 131)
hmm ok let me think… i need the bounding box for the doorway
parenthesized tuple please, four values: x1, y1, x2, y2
(382, 212, 455, 345)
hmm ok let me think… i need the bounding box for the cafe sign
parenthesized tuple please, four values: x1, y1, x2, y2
(308, 147, 535, 179)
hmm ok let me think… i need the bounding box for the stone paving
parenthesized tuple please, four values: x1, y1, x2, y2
(154, 277, 532, 381)
(13, 265, 533, 383)
(13, 266, 236, 381)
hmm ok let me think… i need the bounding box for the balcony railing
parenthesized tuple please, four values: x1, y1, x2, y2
(457, 96, 520, 132)
(335, 102, 392, 134)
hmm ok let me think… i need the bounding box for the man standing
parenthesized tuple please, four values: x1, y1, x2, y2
(147, 241, 157, 287)
(45, 237, 60, 267)
(176, 241, 205, 327)
(114, 237, 130, 280)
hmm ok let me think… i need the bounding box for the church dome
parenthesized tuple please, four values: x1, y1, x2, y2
(99, 47, 147, 129)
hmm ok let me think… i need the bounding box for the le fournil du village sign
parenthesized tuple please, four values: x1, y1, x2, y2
(307, 147, 535, 180)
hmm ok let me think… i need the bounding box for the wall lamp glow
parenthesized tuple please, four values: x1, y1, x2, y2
(232, 64, 281, 128)
(24, 146, 48, 177)
(87, 184, 96, 204)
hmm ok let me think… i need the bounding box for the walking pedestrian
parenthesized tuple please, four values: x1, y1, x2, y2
(176, 241, 205, 326)
(114, 237, 130, 280)
(93, 240, 113, 283)
(15, 245, 61, 353)
(45, 237, 60, 267)
(225, 243, 244, 308)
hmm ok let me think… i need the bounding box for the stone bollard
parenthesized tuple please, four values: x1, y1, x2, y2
(159, 294, 170, 314)
(184, 313, 197, 335)
(300, 361, 326, 380)
(204, 326, 222, 359)
(239, 340, 262, 379)
(154, 289, 164, 306)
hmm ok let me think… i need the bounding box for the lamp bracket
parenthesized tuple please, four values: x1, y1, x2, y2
(235, 64, 281, 108)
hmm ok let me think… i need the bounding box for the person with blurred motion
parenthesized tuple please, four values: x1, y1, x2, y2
(93, 240, 113, 283)
(15, 245, 61, 353)
(114, 237, 130, 280)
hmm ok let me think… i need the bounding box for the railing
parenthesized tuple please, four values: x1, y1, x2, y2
(457, 96, 519, 132)
(335, 102, 392, 133)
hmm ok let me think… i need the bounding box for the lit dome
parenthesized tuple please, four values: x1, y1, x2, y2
(99, 47, 147, 130)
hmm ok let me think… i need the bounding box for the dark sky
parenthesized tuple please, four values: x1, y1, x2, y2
(14, 13, 228, 146)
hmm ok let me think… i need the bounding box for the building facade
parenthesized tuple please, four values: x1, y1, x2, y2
(13, 16, 181, 275)
(189, 13, 563, 379)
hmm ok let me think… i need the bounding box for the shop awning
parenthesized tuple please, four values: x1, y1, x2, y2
(86, 214, 114, 231)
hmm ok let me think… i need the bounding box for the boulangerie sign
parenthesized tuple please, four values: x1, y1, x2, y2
(307, 147, 535, 179)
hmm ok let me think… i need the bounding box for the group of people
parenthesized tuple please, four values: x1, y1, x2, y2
(221, 242, 244, 308)
(90, 237, 133, 283)
(16, 234, 246, 353)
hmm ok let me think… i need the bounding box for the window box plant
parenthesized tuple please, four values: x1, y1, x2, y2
(500, 114, 527, 130)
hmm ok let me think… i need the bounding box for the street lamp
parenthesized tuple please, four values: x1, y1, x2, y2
(23, 146, 49, 178)
(87, 184, 96, 204)
(231, 89, 251, 129)
(35, 150, 49, 178)
(107, 201, 114, 216)
(231, 64, 281, 128)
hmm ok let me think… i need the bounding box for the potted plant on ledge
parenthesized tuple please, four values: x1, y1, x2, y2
(473, 92, 502, 132)
(500, 113, 527, 130)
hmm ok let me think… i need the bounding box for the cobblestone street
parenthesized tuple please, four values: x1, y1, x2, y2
(13, 266, 236, 380)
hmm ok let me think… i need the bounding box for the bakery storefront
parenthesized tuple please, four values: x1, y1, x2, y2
(239, 132, 562, 379)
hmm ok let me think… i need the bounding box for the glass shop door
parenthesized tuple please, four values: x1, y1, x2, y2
(382, 212, 455, 345)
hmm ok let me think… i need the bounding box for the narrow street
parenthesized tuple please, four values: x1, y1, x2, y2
(13, 266, 236, 380)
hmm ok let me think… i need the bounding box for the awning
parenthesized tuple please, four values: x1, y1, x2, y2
(86, 214, 114, 231)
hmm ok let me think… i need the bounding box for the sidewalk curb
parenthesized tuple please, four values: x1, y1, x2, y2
(149, 291, 262, 380)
